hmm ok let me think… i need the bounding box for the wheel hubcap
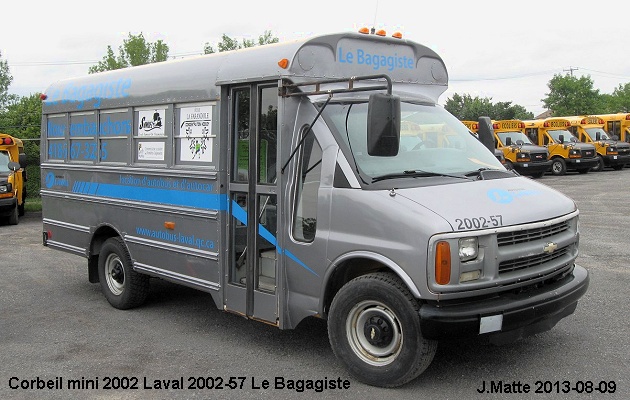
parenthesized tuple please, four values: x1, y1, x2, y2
(105, 254, 125, 296)
(364, 316, 394, 347)
(346, 300, 403, 366)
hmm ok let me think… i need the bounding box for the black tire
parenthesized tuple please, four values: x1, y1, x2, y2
(550, 158, 567, 176)
(327, 272, 437, 388)
(7, 203, 18, 225)
(98, 237, 149, 309)
(591, 155, 604, 172)
(530, 172, 545, 179)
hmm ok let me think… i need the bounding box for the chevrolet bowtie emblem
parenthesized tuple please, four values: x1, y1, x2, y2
(543, 242, 558, 254)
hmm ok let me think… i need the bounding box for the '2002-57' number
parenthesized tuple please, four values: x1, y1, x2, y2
(455, 215, 503, 230)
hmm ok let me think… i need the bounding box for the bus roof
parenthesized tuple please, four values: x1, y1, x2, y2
(42, 32, 448, 114)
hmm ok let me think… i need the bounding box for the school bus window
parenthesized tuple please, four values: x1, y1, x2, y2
(293, 130, 322, 243)
(98, 109, 132, 164)
(233, 88, 250, 182)
(258, 86, 278, 184)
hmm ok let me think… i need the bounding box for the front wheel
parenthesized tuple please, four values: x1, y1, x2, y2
(550, 158, 567, 176)
(590, 155, 605, 172)
(98, 237, 149, 309)
(327, 272, 437, 387)
(7, 203, 18, 225)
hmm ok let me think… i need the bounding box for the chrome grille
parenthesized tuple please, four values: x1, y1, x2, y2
(530, 152, 548, 162)
(499, 246, 569, 273)
(497, 220, 569, 246)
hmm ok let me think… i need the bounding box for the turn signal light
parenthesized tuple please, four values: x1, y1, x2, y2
(435, 241, 451, 285)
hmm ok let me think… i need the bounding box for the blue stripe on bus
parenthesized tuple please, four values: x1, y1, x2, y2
(71, 181, 317, 277)
(72, 181, 228, 210)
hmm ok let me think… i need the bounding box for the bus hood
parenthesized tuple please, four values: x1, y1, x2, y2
(393, 176, 576, 231)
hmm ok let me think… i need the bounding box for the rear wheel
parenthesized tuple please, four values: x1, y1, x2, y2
(98, 237, 149, 309)
(328, 272, 437, 387)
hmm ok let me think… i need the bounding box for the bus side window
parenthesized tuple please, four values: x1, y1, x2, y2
(293, 129, 322, 242)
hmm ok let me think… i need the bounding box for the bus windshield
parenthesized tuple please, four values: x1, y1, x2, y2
(584, 127, 611, 141)
(0, 151, 11, 172)
(321, 100, 504, 180)
(497, 131, 534, 145)
(548, 129, 579, 144)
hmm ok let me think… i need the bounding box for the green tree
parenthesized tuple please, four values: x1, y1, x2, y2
(610, 83, 630, 112)
(204, 30, 278, 54)
(444, 93, 533, 121)
(0, 93, 43, 198)
(89, 33, 169, 73)
(0, 51, 18, 111)
(542, 74, 601, 116)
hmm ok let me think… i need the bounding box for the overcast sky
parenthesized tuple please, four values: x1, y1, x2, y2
(2, 0, 628, 117)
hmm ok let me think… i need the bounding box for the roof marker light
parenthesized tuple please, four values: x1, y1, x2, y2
(375, 29, 386, 36)
(392, 32, 403, 39)
(358, 27, 370, 34)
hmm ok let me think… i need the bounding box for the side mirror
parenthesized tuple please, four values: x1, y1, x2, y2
(558, 134, 565, 144)
(595, 132, 601, 141)
(477, 117, 495, 153)
(505, 136, 512, 146)
(367, 93, 400, 156)
(8, 161, 20, 172)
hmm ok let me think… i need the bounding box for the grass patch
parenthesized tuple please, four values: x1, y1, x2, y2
(25, 197, 42, 212)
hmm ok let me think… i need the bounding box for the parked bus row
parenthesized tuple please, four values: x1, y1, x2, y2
(464, 114, 630, 177)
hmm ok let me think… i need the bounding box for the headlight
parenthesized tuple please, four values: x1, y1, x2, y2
(606, 146, 618, 155)
(569, 149, 581, 158)
(458, 237, 478, 261)
(0, 183, 12, 194)
(516, 152, 530, 162)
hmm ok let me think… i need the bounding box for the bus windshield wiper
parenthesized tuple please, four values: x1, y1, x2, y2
(464, 168, 512, 179)
(372, 169, 471, 183)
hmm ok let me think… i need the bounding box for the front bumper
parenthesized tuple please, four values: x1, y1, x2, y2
(419, 264, 589, 344)
(512, 160, 552, 176)
(566, 158, 599, 171)
(603, 154, 630, 167)
(0, 197, 17, 216)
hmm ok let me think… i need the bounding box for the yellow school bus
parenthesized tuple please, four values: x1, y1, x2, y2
(0, 133, 27, 224)
(564, 115, 630, 171)
(492, 120, 551, 178)
(523, 118, 598, 175)
(460, 120, 506, 164)
(598, 113, 630, 143)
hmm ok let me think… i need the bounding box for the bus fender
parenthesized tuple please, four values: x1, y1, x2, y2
(321, 251, 422, 315)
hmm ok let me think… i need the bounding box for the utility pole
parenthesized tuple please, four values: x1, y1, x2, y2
(564, 66, 578, 77)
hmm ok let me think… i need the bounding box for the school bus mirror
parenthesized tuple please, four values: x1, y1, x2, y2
(367, 93, 401, 157)
(505, 136, 512, 146)
(8, 161, 20, 172)
(19, 153, 27, 168)
(477, 117, 495, 153)
(558, 135, 564, 144)
(596, 132, 601, 141)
